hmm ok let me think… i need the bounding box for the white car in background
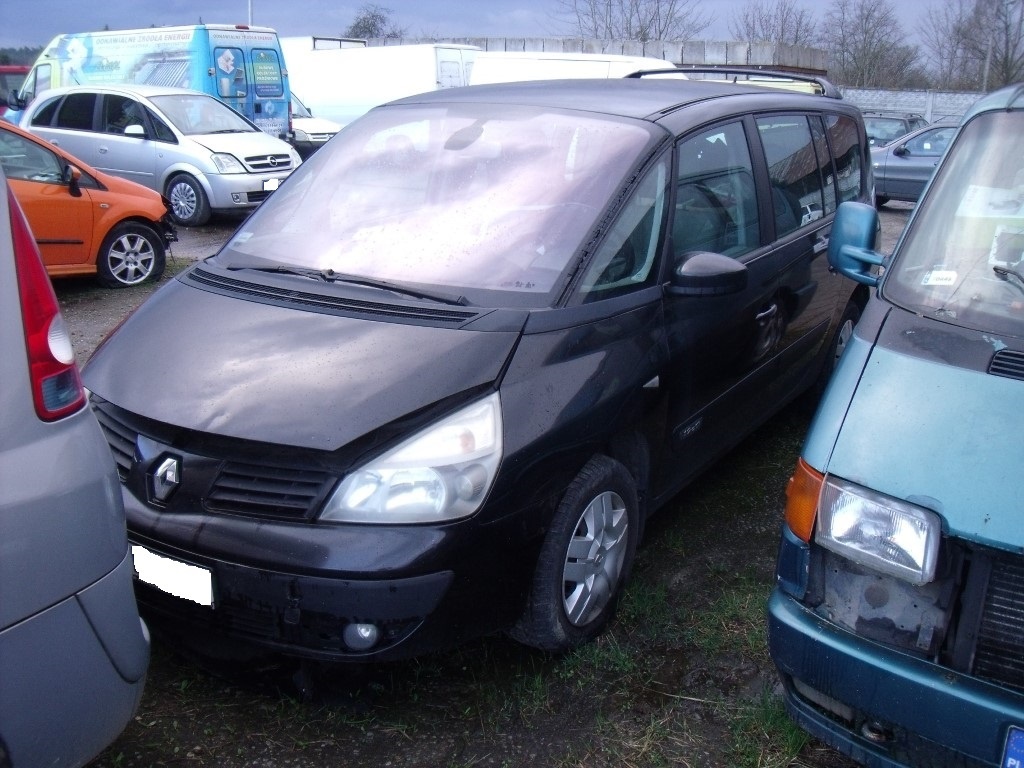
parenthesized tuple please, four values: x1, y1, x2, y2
(291, 92, 341, 158)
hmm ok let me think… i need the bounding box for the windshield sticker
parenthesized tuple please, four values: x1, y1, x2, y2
(922, 269, 957, 286)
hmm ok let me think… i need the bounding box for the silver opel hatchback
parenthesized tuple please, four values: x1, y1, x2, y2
(20, 84, 300, 227)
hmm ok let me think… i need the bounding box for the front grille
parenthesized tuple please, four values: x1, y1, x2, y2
(207, 461, 333, 519)
(245, 153, 293, 172)
(973, 557, 1024, 691)
(90, 397, 337, 521)
(92, 402, 138, 481)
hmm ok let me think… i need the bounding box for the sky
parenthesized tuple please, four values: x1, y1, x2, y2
(3, 0, 800, 50)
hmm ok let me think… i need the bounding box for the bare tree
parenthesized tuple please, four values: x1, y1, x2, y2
(344, 4, 407, 39)
(919, 0, 978, 89)
(819, 0, 924, 87)
(555, 0, 715, 42)
(962, 0, 1024, 89)
(727, 0, 818, 45)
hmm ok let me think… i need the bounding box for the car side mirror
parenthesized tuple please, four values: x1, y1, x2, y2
(893, 145, 909, 157)
(828, 201, 884, 287)
(63, 164, 83, 197)
(668, 251, 748, 296)
(7, 89, 26, 110)
(124, 124, 146, 139)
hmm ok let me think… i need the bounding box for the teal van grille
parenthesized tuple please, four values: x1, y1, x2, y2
(990, 349, 1024, 381)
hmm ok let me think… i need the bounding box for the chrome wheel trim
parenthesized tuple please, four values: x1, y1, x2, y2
(106, 231, 156, 285)
(169, 180, 197, 221)
(561, 490, 629, 627)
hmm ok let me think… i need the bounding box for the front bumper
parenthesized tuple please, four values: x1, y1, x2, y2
(204, 169, 294, 210)
(768, 589, 1024, 767)
(125, 493, 542, 662)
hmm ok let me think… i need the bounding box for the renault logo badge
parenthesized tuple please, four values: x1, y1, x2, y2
(149, 455, 182, 504)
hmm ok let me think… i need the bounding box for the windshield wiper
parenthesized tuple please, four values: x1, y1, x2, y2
(224, 262, 468, 306)
(326, 271, 469, 306)
(993, 264, 1024, 295)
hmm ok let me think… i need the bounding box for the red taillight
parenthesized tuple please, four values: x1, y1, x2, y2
(8, 186, 85, 421)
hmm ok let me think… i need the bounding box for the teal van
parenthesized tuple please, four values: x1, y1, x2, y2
(9, 24, 290, 139)
(768, 82, 1024, 767)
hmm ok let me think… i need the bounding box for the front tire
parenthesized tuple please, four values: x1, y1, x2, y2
(808, 299, 861, 402)
(166, 173, 211, 227)
(96, 222, 166, 288)
(510, 455, 640, 652)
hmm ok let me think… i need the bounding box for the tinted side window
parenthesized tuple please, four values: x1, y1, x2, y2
(824, 114, 863, 204)
(756, 115, 825, 237)
(102, 95, 145, 135)
(811, 116, 837, 216)
(146, 107, 176, 143)
(673, 121, 759, 258)
(54, 93, 97, 131)
(29, 95, 61, 127)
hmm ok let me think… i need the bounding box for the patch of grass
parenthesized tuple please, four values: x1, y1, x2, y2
(727, 688, 810, 768)
(685, 574, 771, 660)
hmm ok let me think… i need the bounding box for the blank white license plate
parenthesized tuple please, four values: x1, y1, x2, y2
(263, 178, 281, 192)
(132, 545, 213, 606)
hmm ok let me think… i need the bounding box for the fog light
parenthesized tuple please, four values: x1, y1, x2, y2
(343, 622, 380, 651)
(231, 193, 243, 203)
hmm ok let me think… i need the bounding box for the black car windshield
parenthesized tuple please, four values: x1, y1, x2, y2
(883, 110, 1024, 339)
(216, 103, 660, 307)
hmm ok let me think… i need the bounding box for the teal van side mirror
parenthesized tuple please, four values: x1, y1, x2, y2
(829, 201, 885, 287)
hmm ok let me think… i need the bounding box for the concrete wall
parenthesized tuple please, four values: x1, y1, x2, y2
(369, 36, 827, 72)
(838, 87, 984, 122)
(367, 36, 985, 121)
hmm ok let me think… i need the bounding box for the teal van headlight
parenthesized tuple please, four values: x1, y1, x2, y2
(816, 476, 941, 585)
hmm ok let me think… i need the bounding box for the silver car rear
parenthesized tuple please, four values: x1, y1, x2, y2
(0, 173, 149, 767)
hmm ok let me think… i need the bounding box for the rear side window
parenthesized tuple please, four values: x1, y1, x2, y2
(756, 115, 825, 237)
(824, 114, 864, 204)
(54, 92, 97, 131)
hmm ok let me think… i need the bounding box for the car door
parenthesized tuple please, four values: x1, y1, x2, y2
(653, 118, 790, 490)
(0, 128, 93, 269)
(94, 94, 160, 190)
(887, 125, 956, 200)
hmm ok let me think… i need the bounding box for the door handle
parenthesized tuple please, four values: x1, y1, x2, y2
(98, 145, 109, 154)
(813, 236, 829, 254)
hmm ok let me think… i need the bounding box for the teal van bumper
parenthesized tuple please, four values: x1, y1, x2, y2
(768, 586, 1024, 767)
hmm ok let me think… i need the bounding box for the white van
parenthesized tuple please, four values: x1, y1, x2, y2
(280, 40, 478, 127)
(469, 51, 677, 85)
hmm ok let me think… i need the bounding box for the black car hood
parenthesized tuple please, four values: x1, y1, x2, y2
(83, 280, 520, 451)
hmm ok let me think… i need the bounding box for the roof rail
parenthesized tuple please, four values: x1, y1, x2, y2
(626, 65, 842, 99)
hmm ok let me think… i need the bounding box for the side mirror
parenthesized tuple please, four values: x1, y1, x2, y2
(893, 145, 909, 157)
(124, 124, 146, 138)
(828, 202, 884, 287)
(7, 89, 26, 110)
(668, 251, 748, 297)
(63, 164, 82, 197)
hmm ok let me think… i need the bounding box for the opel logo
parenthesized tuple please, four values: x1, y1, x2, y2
(148, 455, 182, 504)
(268, 156, 279, 167)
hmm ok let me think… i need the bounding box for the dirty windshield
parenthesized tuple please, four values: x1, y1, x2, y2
(883, 110, 1024, 339)
(217, 103, 658, 305)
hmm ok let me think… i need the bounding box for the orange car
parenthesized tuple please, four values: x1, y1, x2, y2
(0, 119, 175, 287)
